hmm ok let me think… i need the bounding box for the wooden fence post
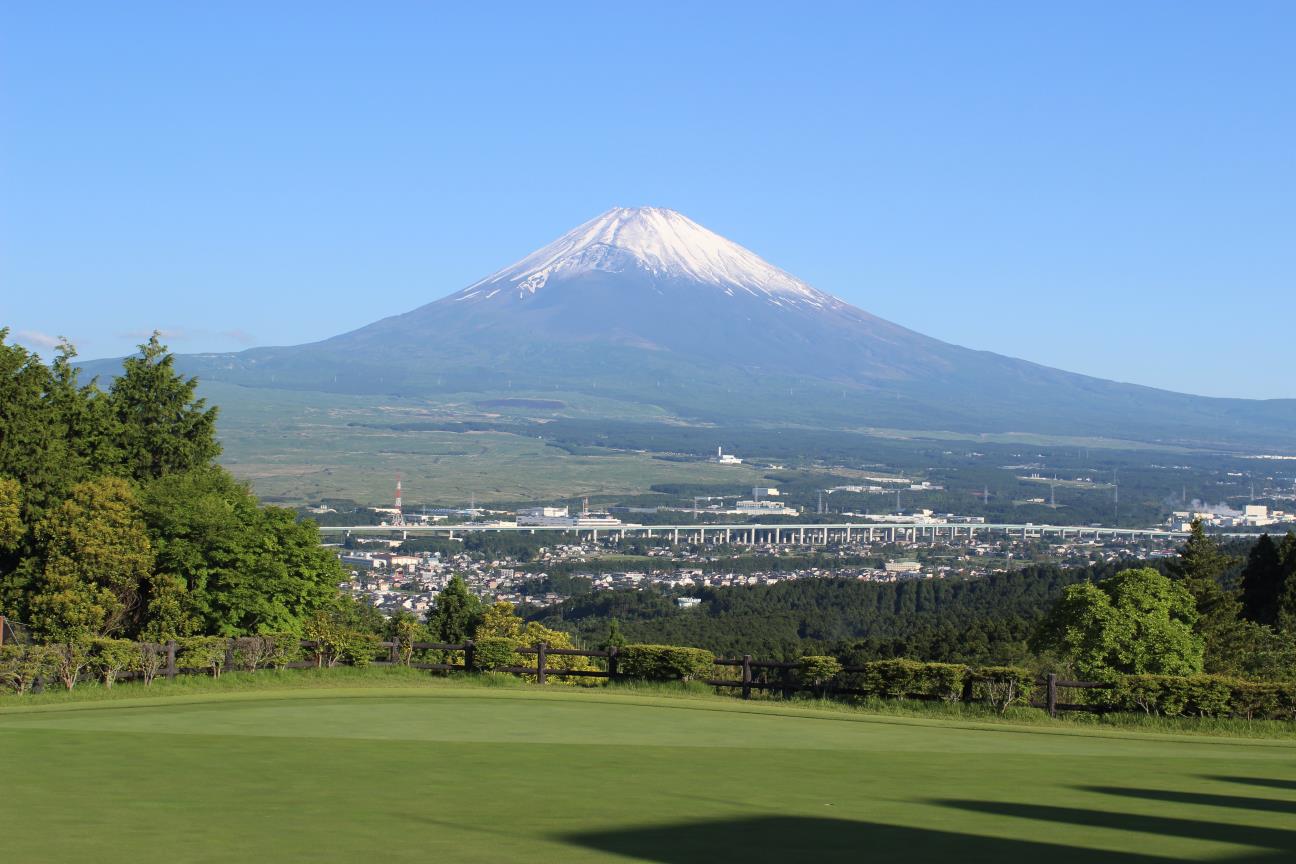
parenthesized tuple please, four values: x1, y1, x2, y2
(536, 642, 547, 686)
(387, 638, 400, 664)
(1047, 673, 1058, 718)
(464, 640, 475, 673)
(0, 614, 6, 648)
(224, 639, 235, 675)
(607, 645, 618, 681)
(165, 640, 177, 680)
(741, 654, 752, 700)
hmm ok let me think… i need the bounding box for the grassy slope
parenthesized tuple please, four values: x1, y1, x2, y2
(2, 671, 1294, 863)
(206, 381, 766, 504)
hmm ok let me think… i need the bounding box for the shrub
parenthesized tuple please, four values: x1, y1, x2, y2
(854, 659, 968, 701)
(178, 636, 228, 676)
(231, 636, 275, 672)
(138, 642, 167, 686)
(1110, 674, 1296, 720)
(969, 666, 1034, 714)
(51, 640, 92, 690)
(619, 645, 715, 682)
(0, 644, 55, 695)
(89, 638, 139, 687)
(266, 633, 301, 670)
(798, 655, 843, 696)
(473, 637, 520, 672)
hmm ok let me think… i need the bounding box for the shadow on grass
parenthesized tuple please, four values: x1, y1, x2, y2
(1081, 785, 1296, 815)
(562, 815, 1175, 864)
(1207, 776, 1296, 794)
(936, 795, 1295, 862)
(564, 780, 1296, 863)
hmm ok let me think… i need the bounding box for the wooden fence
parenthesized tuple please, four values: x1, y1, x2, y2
(0, 616, 1100, 716)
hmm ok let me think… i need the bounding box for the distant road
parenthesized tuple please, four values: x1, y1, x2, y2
(316, 521, 1204, 544)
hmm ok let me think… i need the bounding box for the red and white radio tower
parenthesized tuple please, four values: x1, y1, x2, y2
(393, 474, 405, 526)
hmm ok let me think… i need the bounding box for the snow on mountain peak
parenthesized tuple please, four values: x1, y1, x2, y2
(459, 206, 838, 308)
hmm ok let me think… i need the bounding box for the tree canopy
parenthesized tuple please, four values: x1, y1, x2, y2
(1032, 567, 1203, 679)
(0, 330, 342, 641)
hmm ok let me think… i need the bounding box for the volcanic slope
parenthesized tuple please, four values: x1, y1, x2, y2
(169, 207, 1296, 448)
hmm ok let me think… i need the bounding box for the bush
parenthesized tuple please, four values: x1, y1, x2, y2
(969, 666, 1034, 714)
(852, 659, 968, 701)
(231, 636, 275, 672)
(619, 645, 715, 682)
(138, 642, 167, 686)
(473, 637, 520, 672)
(51, 640, 92, 690)
(178, 636, 228, 676)
(0, 644, 55, 695)
(89, 638, 139, 687)
(798, 655, 843, 695)
(1110, 674, 1296, 720)
(266, 633, 301, 670)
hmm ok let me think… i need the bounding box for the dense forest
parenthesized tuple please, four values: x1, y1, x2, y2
(529, 563, 1116, 663)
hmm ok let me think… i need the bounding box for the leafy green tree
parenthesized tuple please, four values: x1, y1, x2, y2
(1240, 534, 1284, 626)
(477, 601, 522, 640)
(1032, 567, 1203, 679)
(426, 575, 482, 644)
(108, 333, 219, 483)
(138, 467, 342, 635)
(27, 477, 155, 640)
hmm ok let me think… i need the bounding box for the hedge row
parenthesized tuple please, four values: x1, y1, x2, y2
(1103, 675, 1296, 721)
(0, 635, 303, 694)
(617, 645, 716, 681)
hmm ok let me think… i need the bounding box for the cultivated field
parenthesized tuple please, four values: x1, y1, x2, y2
(2, 676, 1293, 863)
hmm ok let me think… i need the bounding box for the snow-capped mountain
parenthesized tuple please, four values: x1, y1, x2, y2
(454, 207, 838, 311)
(161, 207, 1296, 448)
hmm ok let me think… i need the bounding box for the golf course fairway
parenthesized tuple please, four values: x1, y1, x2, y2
(2, 684, 1294, 863)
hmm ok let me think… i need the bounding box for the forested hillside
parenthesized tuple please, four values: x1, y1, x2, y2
(530, 563, 1125, 663)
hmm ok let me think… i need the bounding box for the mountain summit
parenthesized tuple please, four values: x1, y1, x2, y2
(456, 206, 834, 309)
(166, 207, 1295, 448)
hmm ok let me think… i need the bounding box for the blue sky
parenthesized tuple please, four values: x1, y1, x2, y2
(2, 2, 1292, 398)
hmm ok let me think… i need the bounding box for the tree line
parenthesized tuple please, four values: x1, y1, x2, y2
(527, 523, 1296, 683)
(0, 330, 345, 643)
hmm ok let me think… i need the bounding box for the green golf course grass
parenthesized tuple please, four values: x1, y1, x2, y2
(2, 677, 1294, 863)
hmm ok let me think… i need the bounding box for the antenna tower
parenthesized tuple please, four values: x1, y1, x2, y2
(393, 474, 405, 526)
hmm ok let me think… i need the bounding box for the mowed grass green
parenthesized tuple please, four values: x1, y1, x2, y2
(2, 678, 1294, 863)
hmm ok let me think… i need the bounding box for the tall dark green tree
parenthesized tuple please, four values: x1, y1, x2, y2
(426, 575, 482, 644)
(1240, 534, 1283, 626)
(109, 333, 219, 483)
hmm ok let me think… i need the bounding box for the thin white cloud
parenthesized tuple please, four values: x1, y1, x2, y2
(15, 329, 63, 349)
(117, 327, 256, 347)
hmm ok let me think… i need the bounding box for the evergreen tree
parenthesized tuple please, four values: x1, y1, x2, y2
(108, 333, 219, 483)
(1276, 532, 1296, 633)
(1240, 534, 1283, 626)
(426, 575, 482, 643)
